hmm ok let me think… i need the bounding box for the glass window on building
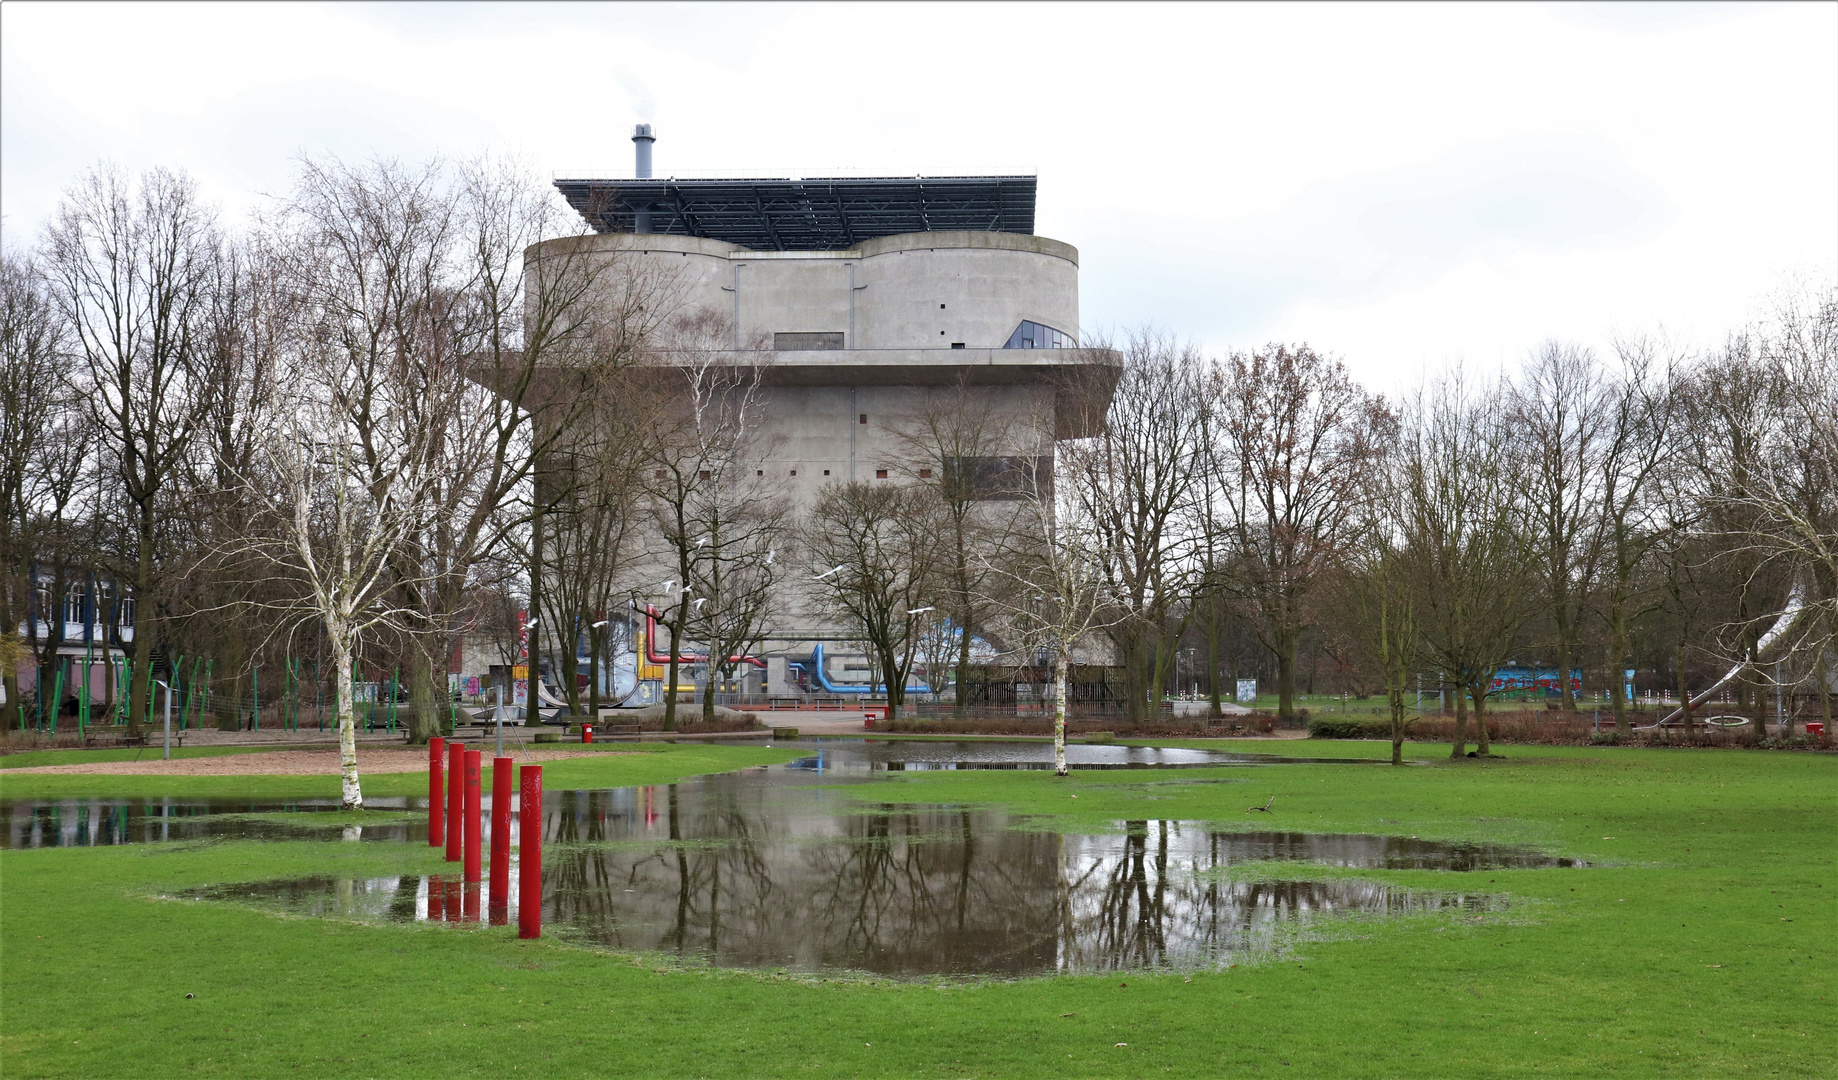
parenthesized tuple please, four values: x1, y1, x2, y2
(1003, 320, 1076, 349)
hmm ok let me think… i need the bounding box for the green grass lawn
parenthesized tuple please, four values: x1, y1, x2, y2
(2, 741, 1831, 1077)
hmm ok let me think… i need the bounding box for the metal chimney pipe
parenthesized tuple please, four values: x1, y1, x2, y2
(632, 123, 655, 233)
(632, 123, 655, 178)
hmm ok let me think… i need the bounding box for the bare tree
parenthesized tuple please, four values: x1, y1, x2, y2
(1509, 342, 1610, 712)
(1059, 330, 1206, 721)
(45, 166, 223, 735)
(639, 312, 772, 729)
(805, 481, 941, 721)
(892, 376, 1022, 716)
(1208, 342, 1388, 724)
(1598, 336, 1677, 735)
(1397, 375, 1536, 758)
(0, 250, 77, 718)
(980, 432, 1120, 774)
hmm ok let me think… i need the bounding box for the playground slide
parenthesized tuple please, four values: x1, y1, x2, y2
(1656, 583, 1806, 726)
(808, 642, 931, 695)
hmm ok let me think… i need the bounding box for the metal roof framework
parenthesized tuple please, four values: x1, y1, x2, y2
(552, 175, 1037, 251)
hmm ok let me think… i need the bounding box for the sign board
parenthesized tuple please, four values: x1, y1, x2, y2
(512, 665, 529, 680)
(1236, 679, 1258, 704)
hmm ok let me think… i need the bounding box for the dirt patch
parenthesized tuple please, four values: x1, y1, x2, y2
(4, 746, 622, 777)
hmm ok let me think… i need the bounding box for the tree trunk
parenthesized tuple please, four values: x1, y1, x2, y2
(1553, 582, 1578, 711)
(1450, 682, 1468, 758)
(953, 605, 971, 720)
(1389, 683, 1406, 766)
(1471, 682, 1492, 756)
(1054, 654, 1068, 777)
(333, 635, 363, 809)
(1610, 596, 1632, 737)
(1206, 619, 1224, 719)
(408, 644, 440, 744)
(663, 597, 687, 731)
(127, 526, 154, 738)
(588, 627, 602, 717)
(1275, 629, 1298, 726)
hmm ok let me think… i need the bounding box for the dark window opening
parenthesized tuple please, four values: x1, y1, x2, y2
(774, 331, 844, 350)
(698, 470, 711, 480)
(823, 469, 831, 476)
(939, 455, 1054, 501)
(951, 342, 965, 349)
(790, 469, 798, 477)
(919, 468, 933, 479)
(875, 469, 888, 479)
(859, 414, 867, 424)
(654, 470, 666, 479)
(756, 469, 764, 477)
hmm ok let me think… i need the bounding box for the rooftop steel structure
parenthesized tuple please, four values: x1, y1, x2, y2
(552, 175, 1038, 251)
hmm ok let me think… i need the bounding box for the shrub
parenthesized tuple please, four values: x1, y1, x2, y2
(1307, 716, 1390, 739)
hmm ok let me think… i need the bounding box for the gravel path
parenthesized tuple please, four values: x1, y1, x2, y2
(6, 746, 619, 776)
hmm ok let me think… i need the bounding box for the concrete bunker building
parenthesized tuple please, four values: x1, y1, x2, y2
(528, 125, 1117, 702)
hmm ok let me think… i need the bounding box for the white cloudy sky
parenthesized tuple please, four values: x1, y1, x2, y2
(3, 1, 1833, 390)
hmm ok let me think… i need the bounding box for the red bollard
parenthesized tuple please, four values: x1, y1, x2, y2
(445, 742, 465, 862)
(427, 736, 445, 847)
(489, 756, 513, 913)
(582, 723, 593, 744)
(518, 764, 542, 939)
(463, 750, 482, 883)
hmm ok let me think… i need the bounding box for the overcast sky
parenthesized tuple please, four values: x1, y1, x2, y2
(3, 1, 1833, 391)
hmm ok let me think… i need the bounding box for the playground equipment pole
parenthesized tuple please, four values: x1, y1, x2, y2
(490, 756, 512, 916)
(518, 764, 542, 939)
(494, 685, 504, 757)
(160, 678, 172, 760)
(427, 736, 445, 847)
(445, 741, 465, 862)
(463, 749, 482, 884)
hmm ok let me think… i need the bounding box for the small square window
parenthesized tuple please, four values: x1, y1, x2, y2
(654, 470, 666, 480)
(698, 470, 710, 480)
(756, 469, 764, 477)
(823, 469, 831, 476)
(875, 469, 888, 479)
(789, 469, 797, 477)
(859, 414, 867, 425)
(919, 468, 933, 479)
(939, 303, 946, 309)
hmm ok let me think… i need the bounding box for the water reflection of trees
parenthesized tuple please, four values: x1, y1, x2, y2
(531, 788, 1489, 977)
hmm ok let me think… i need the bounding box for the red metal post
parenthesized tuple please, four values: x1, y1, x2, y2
(463, 749, 482, 883)
(427, 736, 445, 847)
(518, 764, 542, 939)
(489, 756, 513, 912)
(445, 742, 465, 862)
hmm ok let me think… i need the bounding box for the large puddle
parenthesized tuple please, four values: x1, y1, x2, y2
(3, 740, 1584, 976)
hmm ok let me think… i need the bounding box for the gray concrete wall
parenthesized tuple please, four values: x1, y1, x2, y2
(529, 230, 1080, 350)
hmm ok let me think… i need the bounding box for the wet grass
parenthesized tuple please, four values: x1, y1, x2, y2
(1, 742, 1832, 1077)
